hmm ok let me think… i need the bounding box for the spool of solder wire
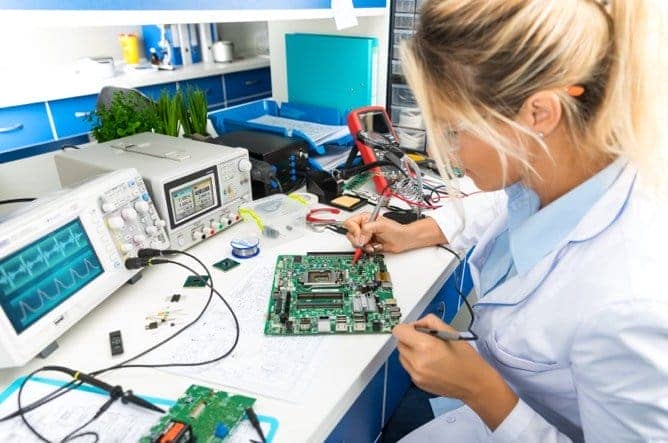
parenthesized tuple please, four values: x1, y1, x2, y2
(231, 236, 260, 259)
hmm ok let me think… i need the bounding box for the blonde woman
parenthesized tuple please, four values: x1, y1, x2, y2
(344, 0, 667, 441)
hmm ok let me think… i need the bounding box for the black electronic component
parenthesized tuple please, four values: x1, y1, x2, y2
(306, 170, 342, 203)
(212, 130, 308, 198)
(109, 330, 124, 356)
(170, 294, 182, 303)
(213, 258, 241, 272)
(183, 275, 210, 287)
(383, 210, 426, 225)
(372, 320, 382, 332)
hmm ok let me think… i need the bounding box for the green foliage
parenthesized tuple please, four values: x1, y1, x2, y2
(186, 88, 209, 135)
(157, 90, 182, 137)
(89, 91, 163, 143)
(179, 91, 194, 136)
(89, 86, 208, 142)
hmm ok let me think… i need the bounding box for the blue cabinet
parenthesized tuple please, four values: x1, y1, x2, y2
(326, 364, 385, 443)
(0, 103, 53, 153)
(48, 94, 97, 138)
(224, 68, 272, 104)
(180, 75, 225, 108)
(137, 82, 178, 101)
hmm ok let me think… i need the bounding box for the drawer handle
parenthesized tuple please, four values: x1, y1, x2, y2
(0, 123, 23, 133)
(436, 301, 446, 320)
(74, 111, 91, 119)
(244, 79, 260, 86)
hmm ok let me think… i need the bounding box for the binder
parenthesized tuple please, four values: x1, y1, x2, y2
(286, 33, 378, 118)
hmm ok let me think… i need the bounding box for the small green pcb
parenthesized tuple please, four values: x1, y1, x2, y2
(264, 252, 401, 335)
(139, 384, 256, 443)
(213, 258, 240, 272)
(183, 275, 210, 287)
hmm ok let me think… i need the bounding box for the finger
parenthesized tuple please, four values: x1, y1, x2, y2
(359, 221, 385, 240)
(414, 314, 457, 333)
(343, 213, 370, 245)
(392, 323, 427, 348)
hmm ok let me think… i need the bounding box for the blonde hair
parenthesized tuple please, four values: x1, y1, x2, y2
(402, 0, 664, 184)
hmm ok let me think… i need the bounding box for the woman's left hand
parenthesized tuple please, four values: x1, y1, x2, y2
(393, 314, 519, 430)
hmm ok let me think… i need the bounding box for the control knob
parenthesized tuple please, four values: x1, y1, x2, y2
(237, 158, 252, 173)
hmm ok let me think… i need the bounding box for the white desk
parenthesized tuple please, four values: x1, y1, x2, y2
(0, 221, 458, 442)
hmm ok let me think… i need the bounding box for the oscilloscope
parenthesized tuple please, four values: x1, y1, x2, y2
(55, 133, 253, 250)
(0, 168, 168, 368)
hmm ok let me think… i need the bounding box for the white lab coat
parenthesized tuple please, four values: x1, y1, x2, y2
(403, 165, 668, 442)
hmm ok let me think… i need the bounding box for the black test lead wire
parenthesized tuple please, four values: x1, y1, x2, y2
(5, 250, 241, 442)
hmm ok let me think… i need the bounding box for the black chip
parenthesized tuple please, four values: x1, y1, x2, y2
(170, 294, 181, 303)
(286, 321, 294, 332)
(372, 321, 382, 332)
(294, 256, 302, 264)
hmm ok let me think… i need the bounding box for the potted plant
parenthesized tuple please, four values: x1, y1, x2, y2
(182, 87, 210, 140)
(89, 91, 164, 142)
(157, 90, 182, 137)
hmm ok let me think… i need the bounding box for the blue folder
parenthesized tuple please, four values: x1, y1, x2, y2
(286, 33, 379, 117)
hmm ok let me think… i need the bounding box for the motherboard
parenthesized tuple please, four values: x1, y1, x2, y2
(264, 252, 402, 335)
(139, 385, 255, 443)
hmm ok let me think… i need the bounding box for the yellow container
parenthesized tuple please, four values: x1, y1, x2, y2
(119, 33, 140, 64)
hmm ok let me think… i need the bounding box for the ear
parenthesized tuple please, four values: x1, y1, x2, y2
(516, 91, 562, 137)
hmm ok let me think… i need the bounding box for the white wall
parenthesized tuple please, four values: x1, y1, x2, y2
(267, 15, 390, 106)
(0, 25, 144, 72)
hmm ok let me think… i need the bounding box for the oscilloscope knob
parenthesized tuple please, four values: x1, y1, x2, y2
(121, 207, 138, 221)
(134, 200, 149, 213)
(237, 158, 252, 173)
(145, 225, 158, 235)
(107, 216, 124, 230)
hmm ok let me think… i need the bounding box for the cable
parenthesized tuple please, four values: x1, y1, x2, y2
(0, 198, 36, 205)
(436, 245, 478, 341)
(93, 257, 240, 374)
(4, 250, 240, 442)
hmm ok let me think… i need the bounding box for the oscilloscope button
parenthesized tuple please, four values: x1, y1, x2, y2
(134, 201, 149, 213)
(120, 243, 133, 253)
(133, 234, 146, 243)
(121, 208, 138, 221)
(107, 216, 124, 230)
(146, 226, 158, 235)
(101, 202, 115, 213)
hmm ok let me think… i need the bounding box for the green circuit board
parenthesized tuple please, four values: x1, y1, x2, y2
(139, 385, 255, 443)
(264, 252, 402, 335)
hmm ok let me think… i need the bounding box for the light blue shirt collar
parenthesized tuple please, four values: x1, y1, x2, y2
(507, 157, 627, 276)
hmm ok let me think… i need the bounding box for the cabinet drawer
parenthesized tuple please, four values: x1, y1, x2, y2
(179, 75, 224, 108)
(391, 84, 417, 107)
(0, 103, 53, 152)
(137, 82, 178, 101)
(48, 94, 97, 138)
(224, 68, 271, 102)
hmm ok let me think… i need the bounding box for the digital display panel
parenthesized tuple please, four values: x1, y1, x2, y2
(165, 167, 221, 229)
(0, 219, 103, 334)
(170, 176, 216, 224)
(359, 111, 392, 135)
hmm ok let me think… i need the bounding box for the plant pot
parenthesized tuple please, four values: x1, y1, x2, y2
(183, 132, 213, 142)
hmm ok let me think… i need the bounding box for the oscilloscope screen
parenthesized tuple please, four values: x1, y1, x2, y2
(0, 219, 104, 334)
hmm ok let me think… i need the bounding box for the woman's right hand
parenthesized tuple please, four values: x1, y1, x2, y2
(343, 212, 410, 254)
(343, 212, 449, 254)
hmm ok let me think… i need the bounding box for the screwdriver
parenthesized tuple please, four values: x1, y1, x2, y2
(352, 193, 389, 265)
